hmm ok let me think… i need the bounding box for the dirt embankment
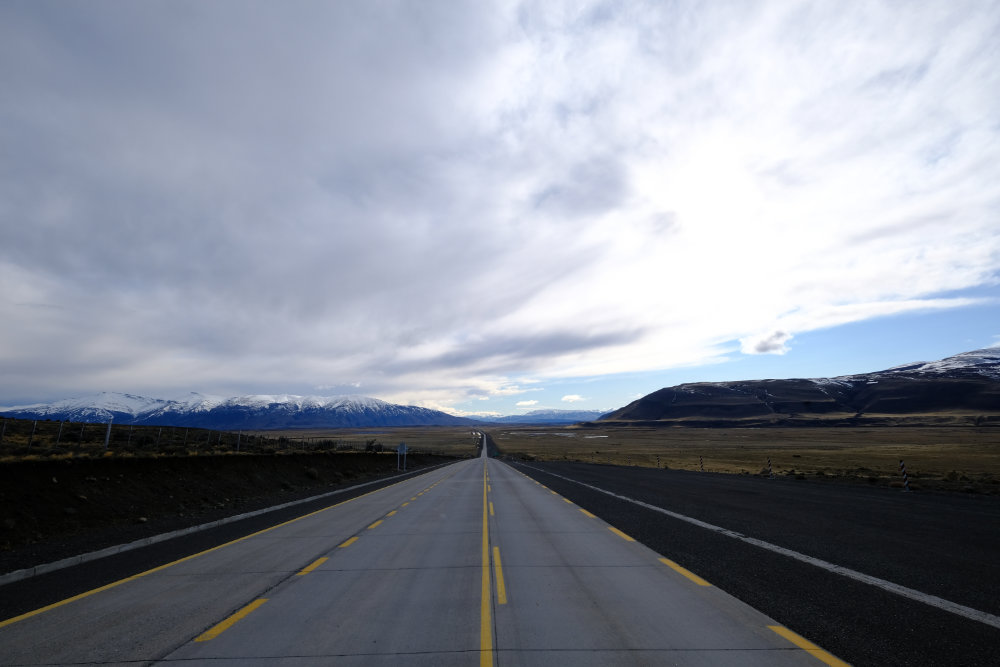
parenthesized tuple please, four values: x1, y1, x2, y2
(0, 452, 457, 574)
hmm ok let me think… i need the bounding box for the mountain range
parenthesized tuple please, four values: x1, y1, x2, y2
(478, 409, 610, 424)
(0, 393, 476, 430)
(3, 348, 997, 429)
(601, 347, 1000, 426)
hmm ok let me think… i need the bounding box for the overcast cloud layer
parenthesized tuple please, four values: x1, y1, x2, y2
(2, 1, 998, 412)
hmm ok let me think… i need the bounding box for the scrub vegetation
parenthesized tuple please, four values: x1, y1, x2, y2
(492, 425, 1000, 495)
(0, 419, 480, 461)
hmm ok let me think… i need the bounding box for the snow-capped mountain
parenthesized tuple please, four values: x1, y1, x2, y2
(0, 393, 476, 429)
(603, 347, 1000, 425)
(876, 348, 1000, 381)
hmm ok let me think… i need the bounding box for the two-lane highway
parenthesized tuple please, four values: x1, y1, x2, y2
(1, 441, 846, 665)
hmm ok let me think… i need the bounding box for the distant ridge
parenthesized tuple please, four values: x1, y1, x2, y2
(0, 393, 476, 430)
(472, 409, 611, 424)
(601, 348, 1000, 427)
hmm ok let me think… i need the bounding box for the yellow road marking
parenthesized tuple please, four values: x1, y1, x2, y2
(296, 557, 329, 576)
(550, 490, 558, 495)
(0, 476, 411, 629)
(481, 463, 493, 666)
(608, 526, 636, 542)
(768, 626, 851, 667)
(489, 501, 495, 516)
(367, 520, 383, 530)
(194, 598, 268, 642)
(488, 484, 492, 492)
(579, 509, 596, 518)
(401, 502, 410, 507)
(492, 547, 507, 605)
(658, 558, 711, 586)
(386, 510, 397, 517)
(411, 497, 418, 501)
(563, 497, 573, 504)
(338, 536, 358, 548)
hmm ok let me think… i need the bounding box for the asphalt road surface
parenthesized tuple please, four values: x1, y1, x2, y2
(0, 441, 843, 666)
(508, 458, 1000, 667)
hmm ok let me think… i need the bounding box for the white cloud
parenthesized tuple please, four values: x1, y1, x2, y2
(741, 331, 793, 355)
(516, 400, 539, 407)
(562, 395, 585, 403)
(1, 1, 998, 406)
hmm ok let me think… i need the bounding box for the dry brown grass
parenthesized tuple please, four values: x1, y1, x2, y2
(0, 419, 481, 461)
(492, 426, 1000, 493)
(248, 426, 482, 458)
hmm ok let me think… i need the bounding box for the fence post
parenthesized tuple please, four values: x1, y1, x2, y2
(700, 456, 704, 473)
(899, 459, 911, 492)
(767, 457, 774, 479)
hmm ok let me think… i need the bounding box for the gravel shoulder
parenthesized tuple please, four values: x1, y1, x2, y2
(0, 451, 459, 575)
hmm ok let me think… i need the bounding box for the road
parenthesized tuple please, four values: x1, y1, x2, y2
(509, 457, 1000, 667)
(0, 439, 843, 666)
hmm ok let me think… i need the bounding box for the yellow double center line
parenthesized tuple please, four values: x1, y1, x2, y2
(480, 464, 509, 667)
(481, 462, 493, 666)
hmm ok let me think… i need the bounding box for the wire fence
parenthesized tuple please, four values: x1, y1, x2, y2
(0, 417, 391, 458)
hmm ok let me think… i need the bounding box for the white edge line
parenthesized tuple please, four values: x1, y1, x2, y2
(517, 463, 1000, 631)
(0, 460, 456, 586)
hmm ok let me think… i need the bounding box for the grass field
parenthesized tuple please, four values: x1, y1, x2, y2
(246, 426, 482, 458)
(0, 418, 482, 461)
(492, 425, 1000, 494)
(4, 416, 997, 494)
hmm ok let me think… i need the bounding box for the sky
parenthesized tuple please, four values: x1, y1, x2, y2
(1, 1, 998, 416)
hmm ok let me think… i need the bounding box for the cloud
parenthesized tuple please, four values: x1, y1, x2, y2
(562, 395, 585, 403)
(741, 331, 793, 355)
(1, 1, 999, 406)
(516, 400, 539, 407)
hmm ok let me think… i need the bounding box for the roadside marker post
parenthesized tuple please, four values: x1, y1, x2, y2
(397, 442, 408, 471)
(700, 456, 704, 473)
(899, 459, 911, 492)
(767, 457, 774, 479)
(103, 418, 113, 451)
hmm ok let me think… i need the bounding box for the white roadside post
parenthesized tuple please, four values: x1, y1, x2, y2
(397, 442, 408, 471)
(103, 417, 113, 451)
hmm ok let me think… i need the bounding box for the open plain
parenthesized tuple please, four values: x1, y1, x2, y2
(494, 425, 1000, 494)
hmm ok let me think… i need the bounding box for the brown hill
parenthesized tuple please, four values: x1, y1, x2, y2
(601, 348, 1000, 427)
